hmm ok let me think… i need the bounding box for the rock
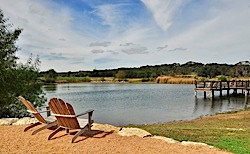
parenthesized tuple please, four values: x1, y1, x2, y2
(92, 123, 121, 133)
(12, 117, 38, 125)
(151, 136, 179, 143)
(181, 141, 210, 147)
(118, 127, 151, 137)
(0, 118, 19, 125)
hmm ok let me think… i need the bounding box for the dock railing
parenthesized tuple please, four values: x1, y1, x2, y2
(194, 80, 250, 98)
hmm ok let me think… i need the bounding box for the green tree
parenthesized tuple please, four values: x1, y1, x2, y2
(0, 10, 45, 118)
(44, 69, 57, 83)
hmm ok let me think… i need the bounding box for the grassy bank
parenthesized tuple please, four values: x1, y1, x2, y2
(130, 110, 250, 154)
(45, 76, 250, 84)
(55, 77, 155, 84)
(54, 76, 194, 84)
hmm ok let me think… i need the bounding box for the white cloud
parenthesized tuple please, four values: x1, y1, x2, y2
(142, 0, 188, 31)
(0, 0, 94, 71)
(0, 0, 249, 71)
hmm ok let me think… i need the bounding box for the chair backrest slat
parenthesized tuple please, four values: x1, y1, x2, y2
(18, 96, 47, 124)
(49, 98, 80, 129)
(49, 98, 69, 127)
(65, 102, 79, 128)
(58, 99, 73, 128)
(66, 103, 76, 115)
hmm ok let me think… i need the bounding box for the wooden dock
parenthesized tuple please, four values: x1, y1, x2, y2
(194, 80, 250, 99)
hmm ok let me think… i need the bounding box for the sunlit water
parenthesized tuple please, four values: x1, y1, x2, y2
(43, 83, 249, 126)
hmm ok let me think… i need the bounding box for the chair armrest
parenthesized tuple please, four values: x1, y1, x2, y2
(38, 110, 51, 113)
(51, 114, 76, 118)
(76, 109, 94, 117)
(27, 109, 51, 114)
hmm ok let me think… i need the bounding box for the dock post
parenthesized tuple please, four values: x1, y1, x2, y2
(227, 81, 230, 96)
(233, 89, 237, 95)
(194, 81, 197, 97)
(212, 90, 214, 99)
(204, 91, 206, 99)
(219, 82, 222, 97)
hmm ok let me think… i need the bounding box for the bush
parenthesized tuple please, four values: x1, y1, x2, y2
(141, 78, 150, 82)
(218, 76, 227, 81)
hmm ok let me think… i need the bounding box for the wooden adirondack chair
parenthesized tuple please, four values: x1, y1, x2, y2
(48, 98, 94, 143)
(18, 96, 57, 135)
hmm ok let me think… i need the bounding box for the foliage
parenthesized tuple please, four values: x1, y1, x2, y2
(116, 70, 126, 81)
(0, 10, 45, 118)
(43, 69, 57, 83)
(141, 78, 150, 82)
(56, 76, 91, 83)
(40, 61, 250, 79)
(217, 75, 227, 81)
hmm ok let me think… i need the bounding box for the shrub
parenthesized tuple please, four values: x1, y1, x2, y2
(218, 76, 227, 81)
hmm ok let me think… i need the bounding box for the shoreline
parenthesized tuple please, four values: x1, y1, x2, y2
(0, 116, 232, 154)
(48, 76, 250, 84)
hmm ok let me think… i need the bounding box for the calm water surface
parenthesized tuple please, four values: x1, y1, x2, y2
(43, 83, 249, 126)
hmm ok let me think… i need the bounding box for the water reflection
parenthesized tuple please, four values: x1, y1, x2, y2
(244, 96, 249, 110)
(43, 84, 57, 92)
(193, 96, 249, 116)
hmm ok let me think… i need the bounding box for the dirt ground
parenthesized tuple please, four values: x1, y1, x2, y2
(0, 125, 231, 154)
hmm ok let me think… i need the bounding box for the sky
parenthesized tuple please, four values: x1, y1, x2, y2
(0, 0, 250, 72)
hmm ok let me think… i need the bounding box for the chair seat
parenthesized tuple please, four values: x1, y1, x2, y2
(45, 115, 56, 123)
(77, 118, 91, 128)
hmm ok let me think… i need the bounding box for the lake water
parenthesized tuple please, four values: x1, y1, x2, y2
(43, 83, 249, 126)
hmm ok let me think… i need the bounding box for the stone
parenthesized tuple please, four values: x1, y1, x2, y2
(151, 136, 179, 143)
(181, 141, 210, 147)
(118, 127, 151, 137)
(0, 118, 19, 125)
(12, 117, 38, 125)
(92, 123, 121, 133)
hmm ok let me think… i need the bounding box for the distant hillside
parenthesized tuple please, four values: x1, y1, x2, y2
(40, 61, 250, 79)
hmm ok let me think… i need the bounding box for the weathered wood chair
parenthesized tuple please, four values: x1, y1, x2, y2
(18, 96, 57, 135)
(48, 98, 94, 143)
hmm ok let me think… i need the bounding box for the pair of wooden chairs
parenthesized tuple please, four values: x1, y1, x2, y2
(19, 96, 94, 143)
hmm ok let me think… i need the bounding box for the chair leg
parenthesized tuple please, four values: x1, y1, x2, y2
(66, 128, 69, 134)
(87, 124, 93, 137)
(24, 122, 41, 132)
(71, 126, 88, 143)
(48, 127, 64, 140)
(32, 121, 57, 135)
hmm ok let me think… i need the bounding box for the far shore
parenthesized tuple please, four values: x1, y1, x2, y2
(47, 76, 250, 85)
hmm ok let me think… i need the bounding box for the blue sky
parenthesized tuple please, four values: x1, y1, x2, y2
(1, 0, 249, 72)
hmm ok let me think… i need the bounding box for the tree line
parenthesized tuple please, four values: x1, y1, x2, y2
(41, 61, 250, 80)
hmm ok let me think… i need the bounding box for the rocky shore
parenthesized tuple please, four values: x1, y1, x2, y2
(0, 117, 231, 154)
(0, 117, 225, 147)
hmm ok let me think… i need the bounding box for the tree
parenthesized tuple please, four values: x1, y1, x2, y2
(116, 70, 126, 81)
(44, 69, 57, 83)
(0, 10, 45, 118)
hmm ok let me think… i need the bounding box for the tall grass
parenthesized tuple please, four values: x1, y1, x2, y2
(156, 76, 195, 84)
(56, 77, 91, 83)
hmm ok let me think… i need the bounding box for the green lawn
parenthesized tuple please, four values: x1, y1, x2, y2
(130, 110, 250, 154)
